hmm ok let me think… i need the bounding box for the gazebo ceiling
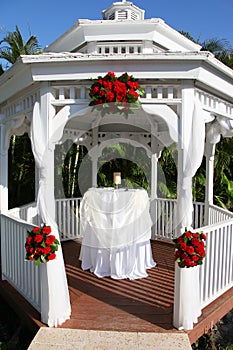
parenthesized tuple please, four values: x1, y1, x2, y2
(63, 104, 177, 149)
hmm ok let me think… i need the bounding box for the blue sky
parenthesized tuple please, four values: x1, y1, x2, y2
(0, 0, 232, 51)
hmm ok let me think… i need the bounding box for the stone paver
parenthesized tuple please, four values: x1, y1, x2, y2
(28, 328, 192, 350)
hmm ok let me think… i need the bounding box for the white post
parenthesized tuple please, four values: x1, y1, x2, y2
(151, 153, 158, 200)
(91, 152, 98, 187)
(150, 152, 159, 239)
(204, 142, 215, 225)
(90, 126, 99, 188)
(173, 82, 202, 330)
(0, 122, 8, 213)
(39, 83, 56, 221)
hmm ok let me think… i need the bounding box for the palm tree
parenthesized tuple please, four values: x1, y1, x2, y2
(0, 25, 41, 72)
(179, 31, 233, 69)
(201, 38, 233, 68)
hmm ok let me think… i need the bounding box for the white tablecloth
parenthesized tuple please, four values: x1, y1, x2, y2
(79, 188, 156, 279)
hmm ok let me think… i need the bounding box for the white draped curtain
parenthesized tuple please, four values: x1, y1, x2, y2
(175, 98, 205, 330)
(30, 102, 71, 327)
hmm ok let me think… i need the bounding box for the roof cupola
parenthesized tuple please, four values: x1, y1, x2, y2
(102, 0, 145, 21)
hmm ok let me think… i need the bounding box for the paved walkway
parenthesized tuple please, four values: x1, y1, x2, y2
(28, 328, 192, 350)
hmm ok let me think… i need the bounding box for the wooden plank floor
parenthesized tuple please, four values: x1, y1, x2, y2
(60, 239, 179, 333)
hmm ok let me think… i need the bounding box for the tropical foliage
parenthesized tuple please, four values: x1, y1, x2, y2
(0, 25, 41, 72)
(179, 31, 233, 68)
(8, 134, 35, 208)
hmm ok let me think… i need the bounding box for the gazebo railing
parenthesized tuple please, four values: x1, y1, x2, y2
(9, 202, 41, 226)
(9, 197, 206, 242)
(55, 197, 82, 241)
(208, 204, 233, 225)
(0, 213, 41, 312)
(152, 198, 205, 240)
(199, 219, 233, 309)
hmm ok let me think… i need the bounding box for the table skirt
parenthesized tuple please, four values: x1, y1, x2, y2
(80, 240, 156, 280)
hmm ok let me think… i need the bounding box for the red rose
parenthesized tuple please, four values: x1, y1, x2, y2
(180, 242, 187, 251)
(193, 233, 199, 238)
(113, 81, 127, 96)
(34, 234, 43, 243)
(36, 247, 44, 255)
(191, 238, 200, 246)
(91, 84, 100, 95)
(186, 246, 194, 255)
(128, 89, 139, 99)
(127, 81, 139, 90)
(185, 231, 193, 238)
(29, 256, 35, 261)
(197, 247, 205, 258)
(48, 253, 56, 261)
(192, 255, 199, 262)
(45, 235, 56, 245)
(177, 236, 183, 243)
(29, 247, 34, 254)
(106, 91, 115, 102)
(26, 246, 35, 254)
(103, 80, 112, 91)
(201, 232, 206, 241)
(26, 236, 33, 245)
(107, 72, 115, 79)
(32, 227, 40, 234)
(43, 246, 51, 255)
(42, 226, 51, 235)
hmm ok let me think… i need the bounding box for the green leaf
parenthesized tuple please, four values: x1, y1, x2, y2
(41, 255, 47, 263)
(35, 258, 41, 266)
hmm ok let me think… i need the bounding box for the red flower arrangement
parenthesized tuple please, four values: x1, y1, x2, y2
(173, 230, 206, 268)
(25, 225, 60, 266)
(89, 72, 145, 116)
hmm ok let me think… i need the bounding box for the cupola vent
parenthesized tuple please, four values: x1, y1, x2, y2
(102, 1, 145, 21)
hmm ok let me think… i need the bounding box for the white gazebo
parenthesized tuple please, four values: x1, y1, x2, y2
(0, 0, 233, 332)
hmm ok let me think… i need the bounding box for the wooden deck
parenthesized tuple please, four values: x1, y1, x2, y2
(1, 239, 233, 346)
(60, 239, 176, 333)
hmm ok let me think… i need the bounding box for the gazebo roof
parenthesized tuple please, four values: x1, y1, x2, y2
(44, 18, 201, 54)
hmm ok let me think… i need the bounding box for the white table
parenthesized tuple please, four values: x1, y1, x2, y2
(79, 188, 156, 279)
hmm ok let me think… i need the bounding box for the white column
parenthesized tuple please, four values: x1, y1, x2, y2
(150, 153, 159, 200)
(90, 127, 99, 188)
(0, 122, 8, 213)
(91, 152, 98, 187)
(173, 83, 202, 330)
(204, 142, 215, 225)
(150, 152, 159, 239)
(176, 82, 195, 233)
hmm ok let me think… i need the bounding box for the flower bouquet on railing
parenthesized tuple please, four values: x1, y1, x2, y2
(25, 225, 60, 266)
(173, 229, 206, 268)
(89, 71, 145, 117)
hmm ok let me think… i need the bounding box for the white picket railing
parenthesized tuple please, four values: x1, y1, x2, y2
(0, 213, 41, 312)
(199, 220, 233, 309)
(9, 202, 41, 226)
(152, 198, 205, 240)
(209, 204, 233, 225)
(9, 197, 206, 242)
(55, 198, 82, 241)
